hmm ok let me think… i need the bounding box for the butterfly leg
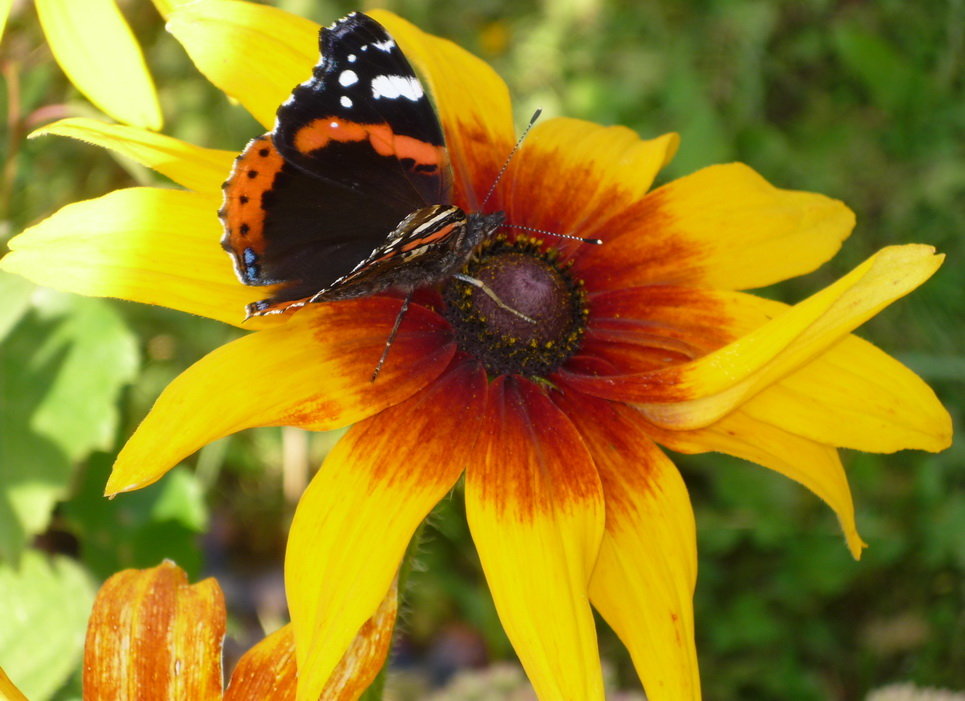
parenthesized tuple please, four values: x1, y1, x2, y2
(371, 291, 413, 382)
(452, 274, 536, 323)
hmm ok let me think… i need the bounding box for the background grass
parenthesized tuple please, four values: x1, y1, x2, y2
(1, 0, 962, 699)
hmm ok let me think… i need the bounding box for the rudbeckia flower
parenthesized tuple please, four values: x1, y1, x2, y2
(2, 0, 161, 129)
(0, 2, 951, 700)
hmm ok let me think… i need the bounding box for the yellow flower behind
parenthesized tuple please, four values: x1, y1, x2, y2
(0, 0, 163, 129)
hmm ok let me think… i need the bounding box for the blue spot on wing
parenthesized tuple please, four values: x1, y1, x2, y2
(243, 247, 261, 283)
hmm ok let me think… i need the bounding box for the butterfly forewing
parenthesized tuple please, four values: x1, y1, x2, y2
(220, 13, 501, 320)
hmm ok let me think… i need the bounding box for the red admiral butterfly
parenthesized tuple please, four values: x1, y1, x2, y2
(220, 12, 503, 326)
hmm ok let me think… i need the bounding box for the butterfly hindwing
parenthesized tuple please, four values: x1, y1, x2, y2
(221, 133, 411, 298)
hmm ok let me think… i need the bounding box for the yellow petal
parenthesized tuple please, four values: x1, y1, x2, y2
(286, 362, 482, 701)
(108, 299, 454, 494)
(0, 666, 29, 701)
(166, 0, 318, 129)
(647, 408, 865, 559)
(35, 0, 162, 129)
(465, 377, 606, 700)
(746, 332, 952, 454)
(556, 393, 700, 700)
(575, 245, 944, 429)
(503, 117, 679, 248)
(151, 0, 191, 20)
(0, 0, 13, 43)
(83, 562, 224, 700)
(368, 10, 516, 210)
(0, 187, 268, 327)
(226, 583, 396, 701)
(576, 163, 855, 291)
(31, 118, 235, 194)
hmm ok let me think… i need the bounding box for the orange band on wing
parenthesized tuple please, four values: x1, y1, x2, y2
(294, 118, 444, 171)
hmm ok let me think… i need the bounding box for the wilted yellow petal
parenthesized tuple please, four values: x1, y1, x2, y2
(31, 118, 235, 195)
(225, 591, 396, 701)
(35, 0, 162, 129)
(167, 0, 318, 128)
(83, 562, 224, 700)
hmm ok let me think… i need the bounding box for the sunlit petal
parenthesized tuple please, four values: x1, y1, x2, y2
(556, 391, 700, 700)
(465, 377, 605, 700)
(31, 118, 235, 194)
(575, 163, 855, 290)
(108, 299, 454, 494)
(286, 361, 483, 701)
(0, 187, 272, 327)
(83, 562, 224, 699)
(744, 333, 953, 454)
(166, 0, 318, 129)
(35, 0, 162, 129)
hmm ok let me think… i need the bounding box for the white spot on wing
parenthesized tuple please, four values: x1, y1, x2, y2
(340, 95, 353, 108)
(330, 121, 339, 128)
(338, 69, 358, 87)
(371, 75, 424, 101)
(348, 53, 357, 63)
(372, 38, 396, 52)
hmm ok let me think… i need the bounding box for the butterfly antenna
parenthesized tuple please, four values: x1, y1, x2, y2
(371, 291, 413, 382)
(502, 223, 602, 246)
(480, 108, 543, 209)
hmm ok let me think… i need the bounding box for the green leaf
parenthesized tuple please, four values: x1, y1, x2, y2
(63, 457, 206, 580)
(0, 312, 71, 562)
(0, 296, 138, 561)
(833, 24, 920, 113)
(0, 550, 94, 700)
(30, 297, 139, 462)
(0, 271, 34, 343)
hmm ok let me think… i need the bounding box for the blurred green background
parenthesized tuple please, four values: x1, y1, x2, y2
(1, 0, 962, 699)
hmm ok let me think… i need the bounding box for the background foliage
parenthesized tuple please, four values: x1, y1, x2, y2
(1, 0, 962, 699)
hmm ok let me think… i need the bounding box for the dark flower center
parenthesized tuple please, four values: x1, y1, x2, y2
(443, 236, 588, 377)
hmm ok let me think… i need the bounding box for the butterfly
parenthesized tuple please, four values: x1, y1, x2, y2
(219, 12, 506, 376)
